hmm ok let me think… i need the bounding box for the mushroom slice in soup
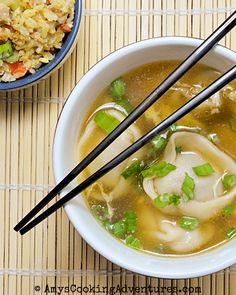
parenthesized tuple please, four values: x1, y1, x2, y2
(143, 132, 236, 220)
(77, 104, 143, 202)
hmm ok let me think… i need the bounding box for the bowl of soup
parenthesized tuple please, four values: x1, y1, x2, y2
(53, 37, 236, 278)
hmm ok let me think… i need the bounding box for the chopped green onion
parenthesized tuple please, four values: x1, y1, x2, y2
(169, 123, 178, 133)
(146, 135, 168, 162)
(226, 227, 236, 239)
(125, 235, 141, 248)
(154, 193, 181, 208)
(94, 111, 120, 134)
(110, 78, 133, 113)
(0, 42, 13, 60)
(103, 220, 114, 232)
(91, 204, 109, 221)
(125, 221, 137, 233)
(123, 210, 137, 233)
(4, 51, 19, 63)
(222, 204, 235, 216)
(171, 194, 181, 206)
(115, 98, 133, 114)
(179, 216, 199, 231)
(124, 210, 137, 220)
(181, 173, 195, 200)
(192, 163, 214, 176)
(175, 146, 183, 154)
(121, 160, 143, 179)
(154, 194, 169, 208)
(151, 135, 167, 152)
(222, 174, 236, 190)
(131, 173, 144, 192)
(110, 78, 126, 99)
(141, 161, 176, 178)
(102, 210, 138, 238)
(111, 220, 126, 238)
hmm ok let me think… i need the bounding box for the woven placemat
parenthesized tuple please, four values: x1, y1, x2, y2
(0, 0, 236, 294)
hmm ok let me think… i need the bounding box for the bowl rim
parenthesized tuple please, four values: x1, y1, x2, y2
(0, 0, 82, 91)
(53, 36, 236, 279)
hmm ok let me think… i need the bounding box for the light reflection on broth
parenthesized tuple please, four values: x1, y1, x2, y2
(77, 61, 236, 255)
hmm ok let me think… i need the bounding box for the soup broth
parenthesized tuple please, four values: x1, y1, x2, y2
(77, 61, 236, 255)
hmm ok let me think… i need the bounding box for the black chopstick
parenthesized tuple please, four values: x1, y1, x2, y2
(19, 65, 236, 235)
(14, 11, 236, 233)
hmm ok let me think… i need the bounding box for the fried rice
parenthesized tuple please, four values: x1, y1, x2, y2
(0, 0, 75, 82)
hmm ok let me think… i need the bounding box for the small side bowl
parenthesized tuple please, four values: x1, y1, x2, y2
(0, 0, 82, 91)
(53, 37, 236, 279)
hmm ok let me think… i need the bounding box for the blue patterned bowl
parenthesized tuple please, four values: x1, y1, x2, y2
(0, 0, 82, 91)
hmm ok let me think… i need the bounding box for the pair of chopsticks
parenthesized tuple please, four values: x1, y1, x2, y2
(15, 11, 236, 235)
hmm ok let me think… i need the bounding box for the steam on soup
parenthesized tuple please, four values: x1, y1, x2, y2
(77, 61, 236, 255)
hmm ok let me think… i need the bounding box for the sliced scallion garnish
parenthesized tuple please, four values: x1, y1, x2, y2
(169, 123, 178, 133)
(110, 78, 133, 113)
(154, 193, 181, 208)
(192, 163, 214, 176)
(123, 210, 137, 234)
(91, 204, 109, 221)
(103, 210, 138, 238)
(125, 235, 141, 248)
(171, 194, 181, 206)
(110, 78, 126, 99)
(222, 204, 235, 216)
(124, 210, 137, 220)
(151, 135, 167, 152)
(222, 174, 236, 190)
(103, 220, 113, 232)
(154, 194, 169, 208)
(181, 173, 195, 200)
(125, 221, 137, 234)
(179, 216, 199, 231)
(121, 160, 143, 179)
(175, 146, 183, 154)
(226, 227, 236, 239)
(115, 98, 133, 114)
(111, 220, 127, 238)
(94, 111, 120, 134)
(141, 161, 176, 178)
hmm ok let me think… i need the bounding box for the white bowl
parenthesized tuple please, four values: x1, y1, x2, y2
(53, 37, 236, 279)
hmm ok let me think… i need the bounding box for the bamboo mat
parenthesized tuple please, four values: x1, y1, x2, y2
(0, 0, 236, 294)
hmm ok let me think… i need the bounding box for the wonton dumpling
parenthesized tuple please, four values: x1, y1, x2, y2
(77, 106, 142, 201)
(143, 132, 236, 220)
(155, 219, 213, 252)
(172, 82, 222, 114)
(138, 206, 213, 253)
